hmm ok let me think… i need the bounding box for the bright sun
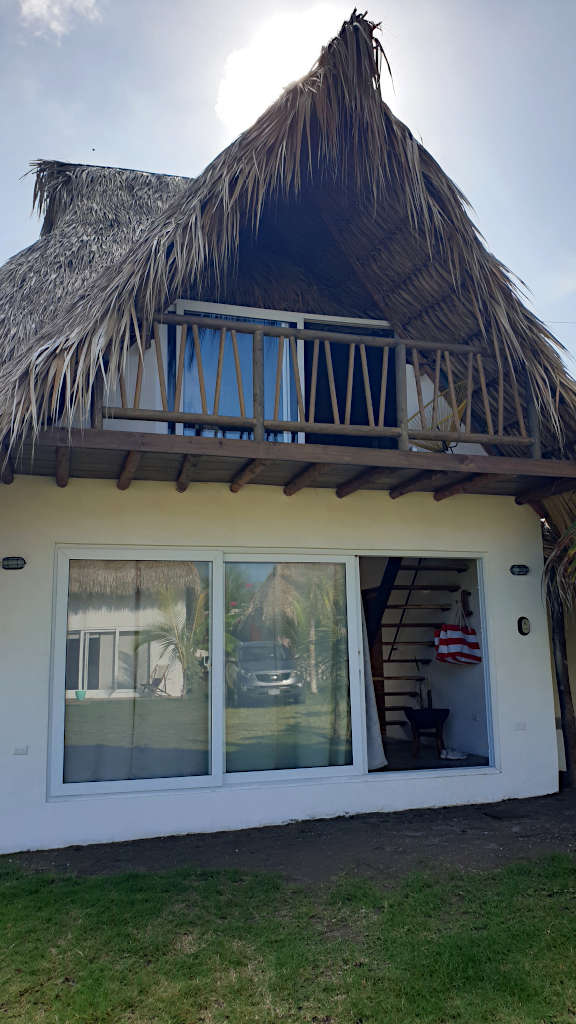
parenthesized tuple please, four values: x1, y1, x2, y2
(215, 4, 349, 141)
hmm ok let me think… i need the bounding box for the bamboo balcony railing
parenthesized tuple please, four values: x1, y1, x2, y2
(100, 314, 539, 456)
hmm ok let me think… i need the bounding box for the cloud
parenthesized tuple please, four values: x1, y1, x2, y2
(215, 3, 348, 140)
(19, 0, 100, 36)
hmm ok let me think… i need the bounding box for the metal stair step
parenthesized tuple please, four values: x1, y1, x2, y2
(382, 621, 442, 628)
(386, 604, 451, 610)
(398, 565, 467, 573)
(390, 584, 460, 592)
(382, 641, 435, 647)
(387, 658, 432, 664)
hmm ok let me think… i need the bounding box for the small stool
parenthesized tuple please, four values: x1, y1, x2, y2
(403, 707, 450, 758)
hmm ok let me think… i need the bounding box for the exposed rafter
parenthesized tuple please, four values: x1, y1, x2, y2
(433, 473, 501, 502)
(389, 470, 449, 499)
(336, 467, 389, 499)
(515, 478, 576, 506)
(229, 459, 270, 493)
(283, 463, 329, 496)
(176, 454, 200, 493)
(117, 451, 141, 491)
(55, 446, 70, 488)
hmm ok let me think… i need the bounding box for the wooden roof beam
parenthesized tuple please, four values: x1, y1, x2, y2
(389, 470, 451, 499)
(283, 463, 329, 496)
(336, 467, 388, 499)
(176, 454, 200, 493)
(229, 459, 270, 493)
(515, 478, 576, 506)
(37, 430, 576, 481)
(433, 473, 500, 502)
(55, 446, 70, 488)
(117, 451, 141, 491)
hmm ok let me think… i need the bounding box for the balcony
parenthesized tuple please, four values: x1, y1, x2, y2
(12, 313, 576, 505)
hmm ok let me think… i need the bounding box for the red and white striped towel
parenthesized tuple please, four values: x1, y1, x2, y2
(434, 623, 482, 664)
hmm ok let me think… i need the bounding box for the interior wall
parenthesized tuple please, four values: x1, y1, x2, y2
(426, 562, 489, 757)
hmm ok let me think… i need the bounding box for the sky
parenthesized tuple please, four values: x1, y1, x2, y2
(1, 0, 575, 370)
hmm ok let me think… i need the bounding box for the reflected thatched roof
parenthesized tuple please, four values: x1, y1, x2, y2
(68, 559, 203, 597)
(1, 11, 576, 492)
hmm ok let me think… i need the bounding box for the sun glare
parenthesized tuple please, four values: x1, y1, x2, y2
(215, 4, 349, 141)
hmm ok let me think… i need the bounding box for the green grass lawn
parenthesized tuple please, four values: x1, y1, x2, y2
(2, 855, 576, 1023)
(65, 696, 352, 776)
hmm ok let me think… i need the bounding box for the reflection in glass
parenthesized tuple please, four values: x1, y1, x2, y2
(63, 560, 211, 782)
(225, 562, 352, 772)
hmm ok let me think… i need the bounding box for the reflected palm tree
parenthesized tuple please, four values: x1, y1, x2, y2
(137, 585, 210, 697)
(237, 563, 348, 696)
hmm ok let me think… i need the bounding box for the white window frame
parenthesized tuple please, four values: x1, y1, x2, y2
(171, 301, 393, 442)
(222, 552, 365, 784)
(48, 546, 366, 798)
(49, 545, 224, 797)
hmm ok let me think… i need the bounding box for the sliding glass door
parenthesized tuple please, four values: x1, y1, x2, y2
(52, 549, 361, 795)
(224, 560, 352, 772)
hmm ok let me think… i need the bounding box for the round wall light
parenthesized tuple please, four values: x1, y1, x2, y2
(510, 564, 530, 576)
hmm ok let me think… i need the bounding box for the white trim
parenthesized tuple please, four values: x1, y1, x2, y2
(174, 299, 391, 331)
(222, 552, 360, 778)
(49, 546, 365, 797)
(49, 545, 220, 798)
(48, 543, 494, 800)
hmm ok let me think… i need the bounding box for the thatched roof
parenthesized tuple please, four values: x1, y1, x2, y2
(0, 161, 188, 368)
(1, 11, 576, 493)
(68, 559, 203, 597)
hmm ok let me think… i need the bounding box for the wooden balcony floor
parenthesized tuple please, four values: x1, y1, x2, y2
(8, 429, 576, 506)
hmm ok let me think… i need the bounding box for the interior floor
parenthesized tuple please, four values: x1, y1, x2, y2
(374, 739, 490, 772)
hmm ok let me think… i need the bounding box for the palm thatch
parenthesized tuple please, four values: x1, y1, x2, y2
(0, 162, 187, 369)
(1, 10, 576, 490)
(68, 559, 203, 597)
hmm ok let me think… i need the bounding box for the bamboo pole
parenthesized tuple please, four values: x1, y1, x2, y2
(212, 328, 226, 415)
(324, 340, 340, 424)
(273, 336, 284, 421)
(252, 330, 265, 442)
(360, 344, 375, 427)
(308, 339, 320, 423)
(395, 343, 409, 450)
(378, 347, 389, 428)
(344, 342, 356, 425)
(153, 322, 168, 412)
(230, 330, 246, 417)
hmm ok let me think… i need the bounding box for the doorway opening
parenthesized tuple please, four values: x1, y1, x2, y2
(359, 556, 491, 771)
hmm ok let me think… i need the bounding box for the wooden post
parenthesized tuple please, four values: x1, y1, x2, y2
(252, 330, 265, 443)
(526, 370, 542, 459)
(548, 572, 576, 787)
(395, 343, 409, 451)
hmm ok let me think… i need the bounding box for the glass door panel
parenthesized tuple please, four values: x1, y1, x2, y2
(224, 561, 352, 772)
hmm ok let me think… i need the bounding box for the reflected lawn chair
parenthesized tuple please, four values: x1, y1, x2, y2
(138, 662, 170, 696)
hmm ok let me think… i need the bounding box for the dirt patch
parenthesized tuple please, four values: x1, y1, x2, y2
(5, 790, 576, 883)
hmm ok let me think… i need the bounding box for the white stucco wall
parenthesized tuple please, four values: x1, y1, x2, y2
(0, 476, 558, 853)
